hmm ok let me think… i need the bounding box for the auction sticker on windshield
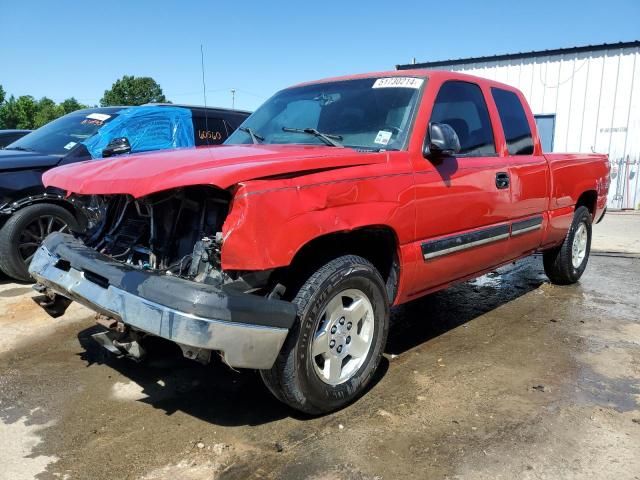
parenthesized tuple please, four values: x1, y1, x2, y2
(86, 113, 111, 122)
(372, 77, 424, 89)
(374, 130, 392, 145)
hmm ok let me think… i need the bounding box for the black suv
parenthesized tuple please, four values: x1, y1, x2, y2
(0, 130, 32, 148)
(0, 104, 250, 281)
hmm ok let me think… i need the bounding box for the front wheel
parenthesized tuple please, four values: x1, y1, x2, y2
(261, 255, 389, 414)
(543, 206, 592, 285)
(0, 203, 77, 282)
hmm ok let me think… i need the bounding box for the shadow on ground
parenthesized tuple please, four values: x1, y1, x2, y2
(73, 256, 547, 425)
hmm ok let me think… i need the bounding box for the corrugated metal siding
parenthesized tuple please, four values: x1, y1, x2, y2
(417, 46, 640, 209)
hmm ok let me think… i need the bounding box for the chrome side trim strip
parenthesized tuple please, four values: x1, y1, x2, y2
(423, 233, 510, 259)
(422, 224, 510, 261)
(511, 224, 541, 236)
(421, 215, 544, 261)
(511, 215, 543, 234)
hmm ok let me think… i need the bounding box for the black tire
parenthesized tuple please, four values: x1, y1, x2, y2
(543, 206, 592, 285)
(0, 203, 77, 282)
(261, 255, 389, 414)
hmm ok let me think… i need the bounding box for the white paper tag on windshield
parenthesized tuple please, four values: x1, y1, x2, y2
(372, 77, 424, 89)
(86, 113, 111, 121)
(374, 130, 392, 145)
(63, 141, 77, 150)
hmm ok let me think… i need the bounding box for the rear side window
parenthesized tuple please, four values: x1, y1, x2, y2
(192, 116, 229, 146)
(491, 88, 534, 155)
(430, 81, 495, 156)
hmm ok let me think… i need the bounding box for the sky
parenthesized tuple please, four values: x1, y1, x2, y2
(1, 0, 639, 111)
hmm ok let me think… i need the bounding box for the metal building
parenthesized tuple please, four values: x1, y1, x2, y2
(397, 41, 640, 210)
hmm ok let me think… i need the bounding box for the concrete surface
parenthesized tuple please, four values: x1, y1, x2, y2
(592, 211, 640, 254)
(0, 215, 639, 480)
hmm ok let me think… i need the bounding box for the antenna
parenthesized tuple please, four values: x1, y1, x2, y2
(231, 89, 236, 110)
(200, 44, 210, 144)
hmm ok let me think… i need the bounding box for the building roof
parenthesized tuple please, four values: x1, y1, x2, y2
(397, 40, 640, 70)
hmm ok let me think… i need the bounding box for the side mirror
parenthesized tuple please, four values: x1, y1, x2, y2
(424, 122, 460, 159)
(102, 137, 131, 158)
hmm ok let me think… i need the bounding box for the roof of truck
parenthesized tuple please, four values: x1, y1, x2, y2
(290, 69, 519, 92)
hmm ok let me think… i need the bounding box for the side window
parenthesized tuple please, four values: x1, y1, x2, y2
(430, 81, 495, 156)
(491, 88, 534, 155)
(192, 116, 228, 146)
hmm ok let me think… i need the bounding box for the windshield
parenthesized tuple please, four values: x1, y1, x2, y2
(5, 110, 118, 155)
(225, 77, 425, 150)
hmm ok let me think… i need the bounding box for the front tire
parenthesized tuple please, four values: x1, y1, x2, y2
(261, 255, 389, 414)
(0, 203, 77, 282)
(543, 206, 592, 285)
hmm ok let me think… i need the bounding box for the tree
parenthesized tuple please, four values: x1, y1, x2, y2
(0, 91, 88, 129)
(59, 97, 86, 114)
(100, 75, 167, 106)
(34, 97, 64, 128)
(0, 95, 38, 129)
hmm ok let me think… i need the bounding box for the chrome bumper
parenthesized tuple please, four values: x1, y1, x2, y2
(29, 240, 293, 370)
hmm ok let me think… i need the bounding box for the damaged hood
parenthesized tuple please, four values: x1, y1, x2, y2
(42, 144, 387, 197)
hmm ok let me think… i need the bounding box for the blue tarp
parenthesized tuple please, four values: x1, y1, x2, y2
(82, 106, 195, 159)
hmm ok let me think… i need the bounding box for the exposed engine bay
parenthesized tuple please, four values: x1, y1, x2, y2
(70, 186, 232, 286)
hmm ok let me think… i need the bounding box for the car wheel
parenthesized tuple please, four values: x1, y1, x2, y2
(261, 255, 389, 414)
(543, 206, 592, 285)
(0, 203, 77, 282)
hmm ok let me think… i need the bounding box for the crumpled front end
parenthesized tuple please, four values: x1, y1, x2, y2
(28, 184, 298, 369)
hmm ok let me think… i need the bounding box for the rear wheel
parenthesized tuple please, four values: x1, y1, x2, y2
(0, 203, 76, 282)
(261, 255, 389, 414)
(543, 206, 592, 285)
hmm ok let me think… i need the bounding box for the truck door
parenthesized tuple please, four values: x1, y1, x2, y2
(490, 87, 548, 258)
(407, 80, 512, 297)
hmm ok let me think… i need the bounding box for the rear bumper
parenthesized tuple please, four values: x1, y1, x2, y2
(29, 233, 297, 369)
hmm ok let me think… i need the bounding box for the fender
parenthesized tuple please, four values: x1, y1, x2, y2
(0, 192, 72, 215)
(220, 172, 416, 271)
(545, 153, 609, 209)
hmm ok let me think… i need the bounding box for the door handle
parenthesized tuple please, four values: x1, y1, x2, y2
(496, 172, 510, 189)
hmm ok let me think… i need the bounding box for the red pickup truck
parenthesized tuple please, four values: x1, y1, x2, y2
(30, 70, 609, 414)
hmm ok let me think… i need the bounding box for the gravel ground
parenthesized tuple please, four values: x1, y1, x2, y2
(0, 213, 638, 480)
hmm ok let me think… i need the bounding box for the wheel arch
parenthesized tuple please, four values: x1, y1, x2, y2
(576, 190, 598, 218)
(278, 225, 401, 303)
(1, 194, 77, 228)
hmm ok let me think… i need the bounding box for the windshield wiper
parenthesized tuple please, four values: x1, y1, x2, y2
(4, 146, 33, 152)
(238, 127, 264, 144)
(282, 127, 343, 147)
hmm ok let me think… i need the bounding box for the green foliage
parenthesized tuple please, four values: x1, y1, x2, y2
(0, 76, 168, 128)
(59, 97, 85, 115)
(34, 97, 63, 128)
(0, 95, 38, 129)
(0, 91, 87, 129)
(100, 75, 167, 107)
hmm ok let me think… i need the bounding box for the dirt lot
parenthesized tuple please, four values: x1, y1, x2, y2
(1, 213, 639, 480)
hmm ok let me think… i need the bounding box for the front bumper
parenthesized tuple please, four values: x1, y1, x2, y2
(29, 233, 297, 369)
